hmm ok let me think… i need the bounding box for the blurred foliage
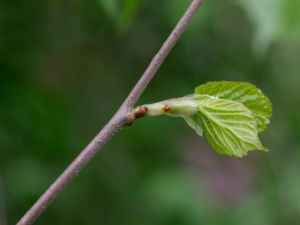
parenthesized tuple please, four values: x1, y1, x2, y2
(236, 0, 300, 54)
(0, 0, 299, 224)
(98, 0, 141, 33)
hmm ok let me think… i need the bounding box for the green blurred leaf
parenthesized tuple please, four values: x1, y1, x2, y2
(98, 0, 119, 19)
(118, 0, 141, 32)
(235, 0, 300, 53)
(195, 81, 272, 132)
(97, 0, 141, 33)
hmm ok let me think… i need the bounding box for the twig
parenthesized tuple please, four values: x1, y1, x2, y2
(16, 0, 204, 224)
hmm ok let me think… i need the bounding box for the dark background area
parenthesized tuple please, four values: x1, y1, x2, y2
(1, 0, 300, 224)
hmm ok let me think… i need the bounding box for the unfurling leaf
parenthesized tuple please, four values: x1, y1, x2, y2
(194, 81, 272, 132)
(139, 81, 272, 157)
(192, 95, 267, 157)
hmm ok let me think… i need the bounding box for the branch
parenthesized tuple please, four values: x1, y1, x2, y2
(17, 0, 205, 224)
(121, 0, 205, 110)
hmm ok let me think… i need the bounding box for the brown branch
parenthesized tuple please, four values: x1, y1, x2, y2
(16, 0, 205, 224)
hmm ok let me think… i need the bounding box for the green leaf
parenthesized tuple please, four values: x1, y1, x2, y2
(192, 95, 267, 157)
(194, 81, 272, 133)
(139, 81, 272, 157)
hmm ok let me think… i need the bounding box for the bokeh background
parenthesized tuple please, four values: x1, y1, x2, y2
(1, 0, 300, 224)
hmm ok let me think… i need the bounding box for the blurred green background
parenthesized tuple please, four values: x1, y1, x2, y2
(1, 0, 300, 224)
